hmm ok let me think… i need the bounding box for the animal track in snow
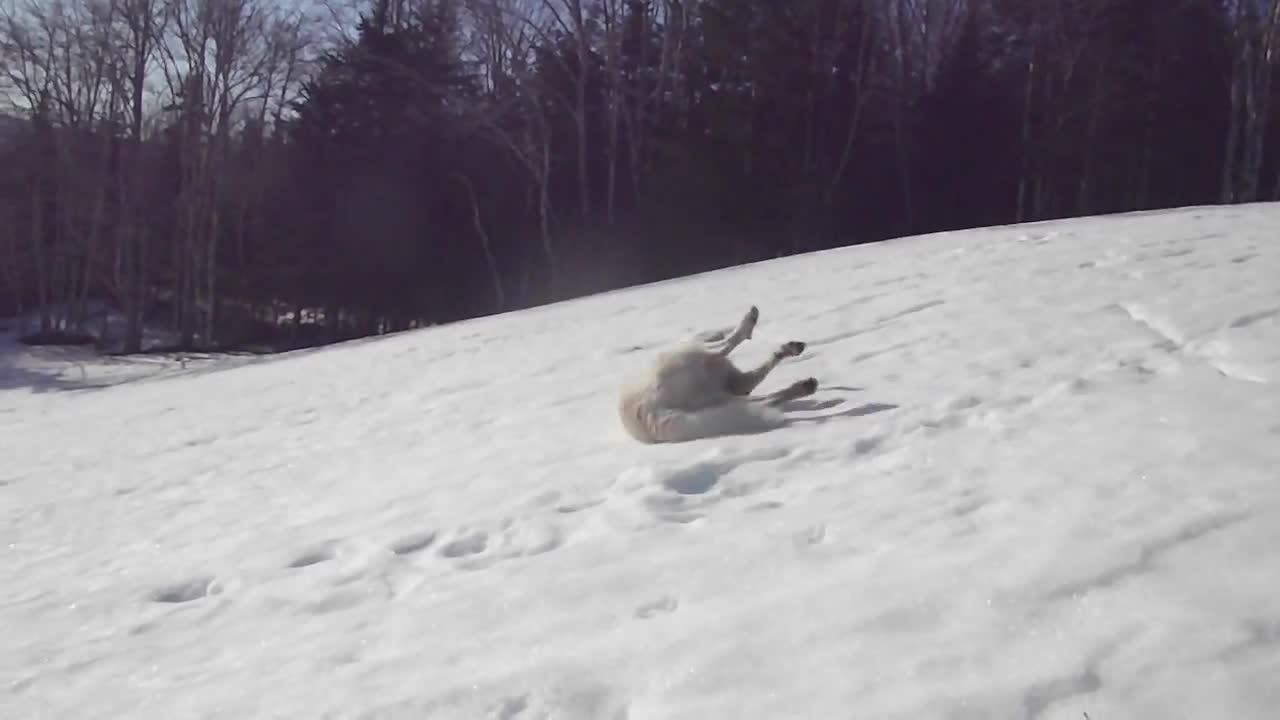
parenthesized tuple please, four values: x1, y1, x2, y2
(809, 325, 879, 347)
(149, 576, 219, 604)
(1229, 307, 1279, 329)
(1022, 666, 1102, 720)
(849, 434, 885, 457)
(663, 464, 722, 495)
(809, 302, 944, 348)
(918, 394, 986, 433)
(872, 273, 917, 287)
(493, 694, 529, 719)
(1045, 511, 1248, 602)
(661, 447, 792, 499)
(876, 299, 946, 324)
(849, 340, 921, 364)
(493, 518, 564, 558)
(801, 292, 884, 322)
(287, 543, 336, 569)
(635, 594, 679, 619)
(433, 517, 566, 571)
(947, 394, 983, 411)
(614, 447, 797, 527)
(555, 497, 605, 514)
(795, 523, 827, 547)
(440, 531, 488, 558)
(389, 530, 438, 556)
(641, 492, 707, 525)
(488, 682, 631, 720)
(950, 493, 988, 518)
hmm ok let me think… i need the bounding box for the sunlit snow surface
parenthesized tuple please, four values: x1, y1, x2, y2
(3, 204, 1279, 719)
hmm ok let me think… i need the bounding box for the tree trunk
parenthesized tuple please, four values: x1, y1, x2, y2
(1136, 48, 1163, 208)
(32, 180, 51, 334)
(1221, 54, 1245, 202)
(1076, 64, 1105, 215)
(1017, 52, 1037, 222)
(455, 172, 505, 311)
(1, 204, 23, 318)
(567, 0, 591, 218)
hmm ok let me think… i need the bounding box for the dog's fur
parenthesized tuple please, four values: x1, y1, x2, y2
(618, 306, 818, 443)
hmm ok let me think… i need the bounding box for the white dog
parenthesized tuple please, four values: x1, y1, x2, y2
(618, 306, 817, 443)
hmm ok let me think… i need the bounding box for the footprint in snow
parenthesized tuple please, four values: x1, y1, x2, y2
(635, 594, 679, 619)
(440, 531, 488, 558)
(555, 497, 605, 514)
(668, 447, 791, 498)
(148, 575, 221, 604)
(490, 683, 631, 720)
(917, 394, 985, 432)
(1229, 307, 1280, 329)
(287, 543, 337, 569)
(663, 463, 722, 496)
(435, 519, 566, 571)
(849, 434, 885, 457)
(388, 530, 438, 556)
(619, 447, 798, 526)
(795, 523, 827, 547)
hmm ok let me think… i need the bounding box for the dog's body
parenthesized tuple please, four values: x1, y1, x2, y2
(618, 306, 818, 443)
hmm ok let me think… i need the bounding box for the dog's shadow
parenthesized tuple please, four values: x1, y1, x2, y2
(779, 385, 898, 425)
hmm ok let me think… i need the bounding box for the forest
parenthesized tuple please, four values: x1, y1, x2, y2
(1, 0, 1278, 352)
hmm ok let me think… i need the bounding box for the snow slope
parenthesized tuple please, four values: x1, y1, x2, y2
(3, 203, 1279, 719)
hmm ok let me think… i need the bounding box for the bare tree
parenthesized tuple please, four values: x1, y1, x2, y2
(544, 0, 593, 218)
(154, 0, 282, 347)
(877, 0, 968, 229)
(1221, 0, 1280, 203)
(987, 0, 1108, 221)
(826, 0, 880, 214)
(486, 0, 594, 219)
(467, 0, 562, 296)
(598, 0, 684, 203)
(598, 0, 623, 224)
(0, 0, 122, 336)
(454, 171, 506, 310)
(108, 0, 166, 352)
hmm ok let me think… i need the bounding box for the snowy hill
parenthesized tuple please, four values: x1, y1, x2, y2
(3, 203, 1279, 719)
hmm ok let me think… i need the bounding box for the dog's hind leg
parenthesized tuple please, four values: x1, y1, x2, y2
(700, 306, 759, 357)
(728, 341, 805, 395)
(755, 377, 819, 406)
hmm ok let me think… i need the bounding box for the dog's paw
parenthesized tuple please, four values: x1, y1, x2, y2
(797, 377, 818, 396)
(778, 341, 806, 358)
(743, 305, 759, 337)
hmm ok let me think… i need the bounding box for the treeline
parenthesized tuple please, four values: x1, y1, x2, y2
(1, 0, 1278, 352)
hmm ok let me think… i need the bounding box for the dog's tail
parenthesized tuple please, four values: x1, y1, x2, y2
(621, 397, 785, 444)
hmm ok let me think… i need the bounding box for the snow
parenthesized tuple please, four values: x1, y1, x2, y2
(3, 203, 1280, 719)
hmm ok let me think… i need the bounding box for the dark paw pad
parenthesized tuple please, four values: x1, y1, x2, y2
(779, 341, 806, 358)
(797, 378, 818, 395)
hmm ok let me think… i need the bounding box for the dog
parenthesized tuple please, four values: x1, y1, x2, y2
(618, 305, 818, 443)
